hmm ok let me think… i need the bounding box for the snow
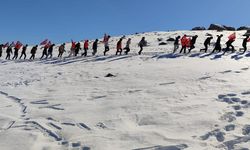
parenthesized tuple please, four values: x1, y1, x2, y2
(1, 30, 250, 150)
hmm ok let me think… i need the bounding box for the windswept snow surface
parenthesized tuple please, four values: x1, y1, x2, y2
(1, 30, 250, 150)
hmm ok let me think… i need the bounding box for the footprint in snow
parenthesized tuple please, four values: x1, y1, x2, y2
(220, 70, 232, 74)
(232, 105, 241, 111)
(242, 125, 250, 135)
(219, 112, 236, 123)
(30, 100, 49, 105)
(200, 129, 225, 142)
(227, 93, 237, 97)
(159, 82, 175, 85)
(241, 67, 249, 71)
(224, 124, 235, 132)
(241, 91, 250, 95)
(235, 111, 244, 117)
(198, 76, 211, 80)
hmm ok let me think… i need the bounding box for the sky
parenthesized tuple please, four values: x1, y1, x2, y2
(0, 0, 250, 44)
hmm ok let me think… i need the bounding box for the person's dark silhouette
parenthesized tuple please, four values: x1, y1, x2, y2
(40, 46, 48, 59)
(20, 45, 28, 59)
(30, 45, 38, 60)
(75, 42, 81, 56)
(47, 44, 55, 59)
(241, 36, 249, 53)
(200, 37, 213, 53)
(58, 43, 66, 58)
(116, 38, 123, 55)
(188, 35, 198, 53)
(173, 36, 181, 53)
(138, 37, 147, 55)
(124, 38, 131, 55)
(212, 34, 223, 53)
(6, 46, 12, 60)
(92, 39, 98, 56)
(0, 44, 3, 58)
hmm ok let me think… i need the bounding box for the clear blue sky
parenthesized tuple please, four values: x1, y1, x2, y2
(1, 0, 249, 44)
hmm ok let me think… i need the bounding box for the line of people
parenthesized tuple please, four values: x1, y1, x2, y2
(173, 32, 250, 54)
(0, 34, 148, 60)
(2, 32, 248, 61)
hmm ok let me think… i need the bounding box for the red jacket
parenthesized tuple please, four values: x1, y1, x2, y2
(181, 35, 188, 47)
(84, 40, 89, 49)
(71, 42, 76, 49)
(186, 38, 191, 47)
(117, 40, 122, 49)
(228, 33, 236, 41)
(103, 35, 109, 43)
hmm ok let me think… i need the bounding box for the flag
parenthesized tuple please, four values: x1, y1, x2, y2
(15, 41, 23, 49)
(10, 41, 15, 48)
(3, 42, 9, 48)
(45, 41, 51, 48)
(40, 39, 48, 45)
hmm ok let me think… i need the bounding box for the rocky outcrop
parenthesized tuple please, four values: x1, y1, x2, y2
(192, 26, 206, 31)
(223, 25, 236, 31)
(208, 24, 226, 31)
(237, 26, 250, 31)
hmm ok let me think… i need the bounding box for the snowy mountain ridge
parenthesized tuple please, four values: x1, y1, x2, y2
(1, 30, 250, 150)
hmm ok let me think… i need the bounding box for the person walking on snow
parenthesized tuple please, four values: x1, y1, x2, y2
(0, 44, 3, 58)
(6, 46, 12, 60)
(103, 34, 111, 56)
(188, 35, 198, 53)
(223, 32, 236, 54)
(180, 35, 188, 54)
(69, 41, 76, 57)
(173, 36, 181, 53)
(138, 37, 147, 55)
(211, 34, 223, 53)
(200, 37, 213, 53)
(241, 35, 250, 53)
(47, 44, 55, 59)
(40, 43, 49, 59)
(116, 38, 123, 55)
(30, 45, 38, 60)
(82, 40, 89, 57)
(75, 42, 81, 56)
(19, 44, 28, 59)
(124, 38, 131, 55)
(58, 43, 66, 58)
(12, 42, 22, 60)
(92, 39, 98, 56)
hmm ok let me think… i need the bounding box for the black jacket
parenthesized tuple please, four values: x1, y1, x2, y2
(48, 45, 55, 53)
(204, 37, 212, 46)
(93, 41, 98, 50)
(6, 47, 12, 54)
(31, 46, 37, 54)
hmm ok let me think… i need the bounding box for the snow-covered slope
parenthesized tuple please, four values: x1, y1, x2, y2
(1, 30, 250, 150)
